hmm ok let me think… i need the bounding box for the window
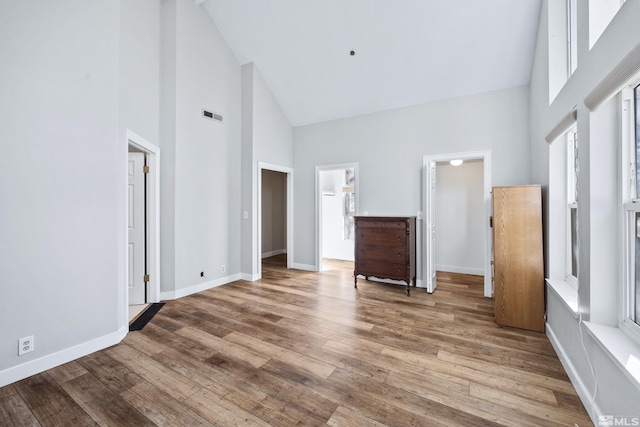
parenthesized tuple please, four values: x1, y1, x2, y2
(546, 115, 578, 299)
(567, 129, 579, 285)
(567, 0, 577, 76)
(621, 80, 640, 340)
(589, 0, 627, 49)
(548, 0, 578, 102)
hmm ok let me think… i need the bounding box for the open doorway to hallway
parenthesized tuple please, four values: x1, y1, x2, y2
(260, 169, 287, 271)
(318, 167, 356, 271)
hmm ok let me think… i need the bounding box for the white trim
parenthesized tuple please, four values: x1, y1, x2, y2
(0, 326, 128, 388)
(257, 162, 293, 281)
(241, 272, 261, 281)
(126, 130, 161, 306)
(160, 274, 242, 300)
(436, 265, 485, 276)
(621, 79, 640, 347)
(422, 150, 492, 298)
(291, 262, 316, 272)
(262, 249, 287, 259)
(315, 163, 359, 272)
(546, 322, 602, 424)
(584, 322, 640, 394)
(546, 278, 579, 318)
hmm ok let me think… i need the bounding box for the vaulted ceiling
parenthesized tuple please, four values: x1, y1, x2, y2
(202, 0, 542, 126)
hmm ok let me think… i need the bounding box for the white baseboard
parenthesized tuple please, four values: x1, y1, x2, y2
(436, 264, 484, 276)
(261, 249, 286, 259)
(160, 273, 242, 300)
(291, 263, 316, 272)
(546, 322, 600, 425)
(241, 272, 260, 282)
(0, 326, 128, 388)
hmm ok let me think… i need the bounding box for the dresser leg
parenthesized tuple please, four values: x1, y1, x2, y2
(354, 273, 357, 289)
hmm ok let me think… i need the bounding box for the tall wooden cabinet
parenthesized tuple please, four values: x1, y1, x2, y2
(354, 216, 416, 295)
(492, 186, 544, 332)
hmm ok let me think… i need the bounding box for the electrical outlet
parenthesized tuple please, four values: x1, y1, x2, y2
(221, 265, 226, 273)
(18, 336, 34, 356)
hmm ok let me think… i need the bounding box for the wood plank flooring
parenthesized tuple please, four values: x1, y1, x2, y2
(0, 255, 593, 426)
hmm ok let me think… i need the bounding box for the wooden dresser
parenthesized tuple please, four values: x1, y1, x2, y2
(354, 216, 416, 295)
(492, 186, 544, 332)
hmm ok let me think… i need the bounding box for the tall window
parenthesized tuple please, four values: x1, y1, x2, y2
(567, 0, 577, 76)
(567, 129, 578, 285)
(589, 0, 627, 49)
(622, 81, 640, 339)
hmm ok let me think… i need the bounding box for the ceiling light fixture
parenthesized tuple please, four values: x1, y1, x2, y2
(450, 159, 463, 166)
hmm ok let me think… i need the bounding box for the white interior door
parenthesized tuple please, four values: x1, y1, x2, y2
(426, 161, 437, 293)
(128, 152, 146, 304)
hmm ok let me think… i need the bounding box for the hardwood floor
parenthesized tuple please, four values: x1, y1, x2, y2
(0, 255, 593, 426)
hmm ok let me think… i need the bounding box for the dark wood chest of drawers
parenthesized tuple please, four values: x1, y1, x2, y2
(354, 216, 417, 295)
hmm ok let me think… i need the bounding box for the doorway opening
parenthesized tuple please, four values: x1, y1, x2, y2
(257, 162, 293, 280)
(126, 130, 160, 322)
(316, 163, 358, 272)
(423, 151, 492, 297)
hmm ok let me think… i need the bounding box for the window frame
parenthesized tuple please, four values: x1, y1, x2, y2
(566, 128, 579, 287)
(620, 79, 640, 343)
(567, 0, 578, 77)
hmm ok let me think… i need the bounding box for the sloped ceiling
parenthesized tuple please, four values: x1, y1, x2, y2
(202, 0, 542, 126)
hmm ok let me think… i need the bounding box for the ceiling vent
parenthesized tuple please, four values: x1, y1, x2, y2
(202, 108, 223, 123)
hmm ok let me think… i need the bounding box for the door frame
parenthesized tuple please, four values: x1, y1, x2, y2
(315, 162, 359, 272)
(257, 162, 293, 280)
(422, 150, 492, 297)
(126, 129, 160, 304)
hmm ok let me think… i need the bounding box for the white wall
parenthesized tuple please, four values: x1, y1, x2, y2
(261, 170, 286, 257)
(321, 170, 355, 261)
(160, 0, 242, 298)
(293, 86, 531, 272)
(435, 162, 484, 275)
(119, 0, 161, 145)
(0, 0, 124, 385)
(240, 63, 294, 279)
(529, 0, 640, 419)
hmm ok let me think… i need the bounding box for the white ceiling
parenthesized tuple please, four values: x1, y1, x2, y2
(202, 0, 542, 127)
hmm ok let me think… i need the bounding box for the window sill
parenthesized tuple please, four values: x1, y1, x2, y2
(545, 278, 579, 318)
(584, 322, 640, 393)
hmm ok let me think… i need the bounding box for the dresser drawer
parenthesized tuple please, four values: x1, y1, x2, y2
(356, 228, 406, 247)
(357, 244, 406, 262)
(356, 219, 407, 230)
(356, 260, 407, 280)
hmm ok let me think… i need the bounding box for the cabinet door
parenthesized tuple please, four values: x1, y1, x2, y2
(492, 186, 544, 332)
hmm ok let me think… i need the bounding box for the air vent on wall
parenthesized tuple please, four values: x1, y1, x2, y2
(202, 108, 223, 123)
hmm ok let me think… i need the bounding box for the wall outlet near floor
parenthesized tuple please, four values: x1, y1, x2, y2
(18, 336, 34, 356)
(221, 265, 226, 273)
